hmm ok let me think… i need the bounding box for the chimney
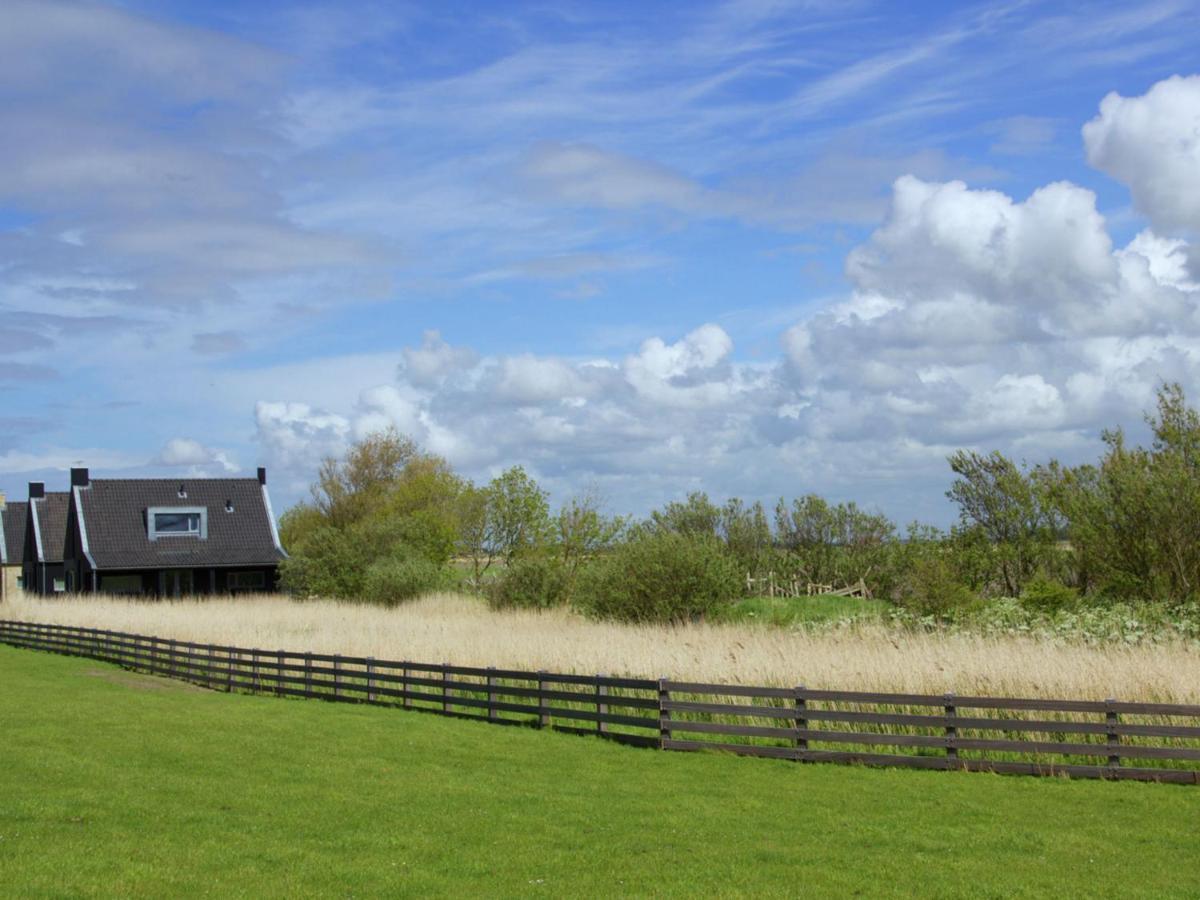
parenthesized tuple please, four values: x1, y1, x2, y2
(29, 481, 45, 499)
(0, 490, 6, 507)
(257, 467, 267, 485)
(71, 467, 89, 488)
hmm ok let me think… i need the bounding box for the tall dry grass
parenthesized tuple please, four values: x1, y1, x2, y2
(4, 591, 1199, 704)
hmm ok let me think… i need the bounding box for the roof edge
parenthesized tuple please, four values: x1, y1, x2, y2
(261, 484, 288, 559)
(73, 485, 97, 570)
(29, 497, 44, 563)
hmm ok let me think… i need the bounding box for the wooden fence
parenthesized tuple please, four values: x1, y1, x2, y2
(2, 619, 1199, 784)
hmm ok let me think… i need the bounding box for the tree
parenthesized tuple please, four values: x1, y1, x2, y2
(486, 466, 553, 564)
(945, 450, 1055, 596)
(648, 491, 721, 538)
(1048, 383, 1200, 603)
(718, 498, 772, 568)
(774, 494, 895, 587)
(280, 429, 463, 599)
(456, 484, 494, 582)
(555, 487, 627, 582)
(312, 429, 419, 527)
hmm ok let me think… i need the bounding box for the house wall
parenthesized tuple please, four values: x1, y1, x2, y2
(1, 564, 23, 601)
(90, 565, 280, 597)
(25, 562, 66, 595)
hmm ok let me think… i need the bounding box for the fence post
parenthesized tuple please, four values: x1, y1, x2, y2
(442, 663, 451, 714)
(487, 667, 497, 722)
(304, 652, 313, 697)
(403, 664, 412, 709)
(367, 657, 377, 703)
(538, 670, 550, 728)
(658, 677, 671, 749)
(206, 644, 216, 687)
(227, 649, 235, 692)
(597, 674, 608, 736)
(251, 649, 259, 693)
(794, 685, 808, 760)
(333, 656, 342, 701)
(168, 638, 177, 680)
(1105, 699, 1121, 771)
(276, 650, 285, 697)
(944, 692, 958, 765)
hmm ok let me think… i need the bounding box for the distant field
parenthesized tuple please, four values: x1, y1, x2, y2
(6, 591, 1200, 703)
(2, 645, 1199, 898)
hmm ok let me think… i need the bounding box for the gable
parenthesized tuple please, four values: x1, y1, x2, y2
(29, 493, 69, 564)
(1, 501, 28, 565)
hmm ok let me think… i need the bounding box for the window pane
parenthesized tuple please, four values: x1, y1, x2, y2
(156, 512, 200, 533)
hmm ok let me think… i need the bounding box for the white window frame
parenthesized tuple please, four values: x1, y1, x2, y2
(148, 506, 208, 541)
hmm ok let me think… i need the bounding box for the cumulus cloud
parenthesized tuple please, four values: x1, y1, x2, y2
(154, 438, 238, 474)
(248, 74, 1200, 522)
(1084, 74, 1200, 234)
(400, 331, 479, 387)
(254, 401, 350, 476)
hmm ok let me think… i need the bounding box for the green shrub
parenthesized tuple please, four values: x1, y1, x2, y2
(486, 557, 571, 610)
(576, 532, 743, 623)
(278, 526, 370, 598)
(362, 556, 448, 606)
(895, 555, 978, 619)
(1019, 573, 1079, 614)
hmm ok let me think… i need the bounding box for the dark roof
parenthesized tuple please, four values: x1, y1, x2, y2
(31, 492, 70, 563)
(76, 478, 285, 570)
(1, 500, 27, 565)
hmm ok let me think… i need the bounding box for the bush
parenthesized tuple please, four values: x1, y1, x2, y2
(362, 556, 448, 607)
(278, 526, 369, 598)
(895, 555, 978, 619)
(486, 557, 571, 611)
(1019, 573, 1079, 614)
(576, 532, 743, 623)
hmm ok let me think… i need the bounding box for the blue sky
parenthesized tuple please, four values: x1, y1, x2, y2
(2, 0, 1200, 525)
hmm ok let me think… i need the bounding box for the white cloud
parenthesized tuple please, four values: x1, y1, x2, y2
(401, 331, 479, 387)
(154, 438, 238, 474)
(253, 401, 350, 479)
(1083, 74, 1200, 234)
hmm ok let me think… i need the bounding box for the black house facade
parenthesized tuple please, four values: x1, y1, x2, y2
(62, 467, 286, 597)
(23, 483, 70, 594)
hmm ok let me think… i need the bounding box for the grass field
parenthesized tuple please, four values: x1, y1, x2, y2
(713, 593, 888, 627)
(7, 591, 1200, 703)
(2, 645, 1199, 898)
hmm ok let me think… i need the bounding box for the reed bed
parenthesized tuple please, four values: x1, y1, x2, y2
(4, 591, 1199, 704)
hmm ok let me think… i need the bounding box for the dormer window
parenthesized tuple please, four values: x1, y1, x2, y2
(148, 506, 207, 540)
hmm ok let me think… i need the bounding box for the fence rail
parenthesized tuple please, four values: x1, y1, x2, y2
(2, 619, 1198, 784)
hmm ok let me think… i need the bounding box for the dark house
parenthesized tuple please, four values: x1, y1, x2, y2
(24, 483, 70, 595)
(63, 467, 287, 596)
(1, 496, 28, 599)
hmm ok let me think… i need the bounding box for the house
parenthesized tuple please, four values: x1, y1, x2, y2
(0, 493, 28, 600)
(23, 483, 70, 595)
(62, 467, 286, 596)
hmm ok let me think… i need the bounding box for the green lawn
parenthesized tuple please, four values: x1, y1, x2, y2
(1, 646, 1198, 898)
